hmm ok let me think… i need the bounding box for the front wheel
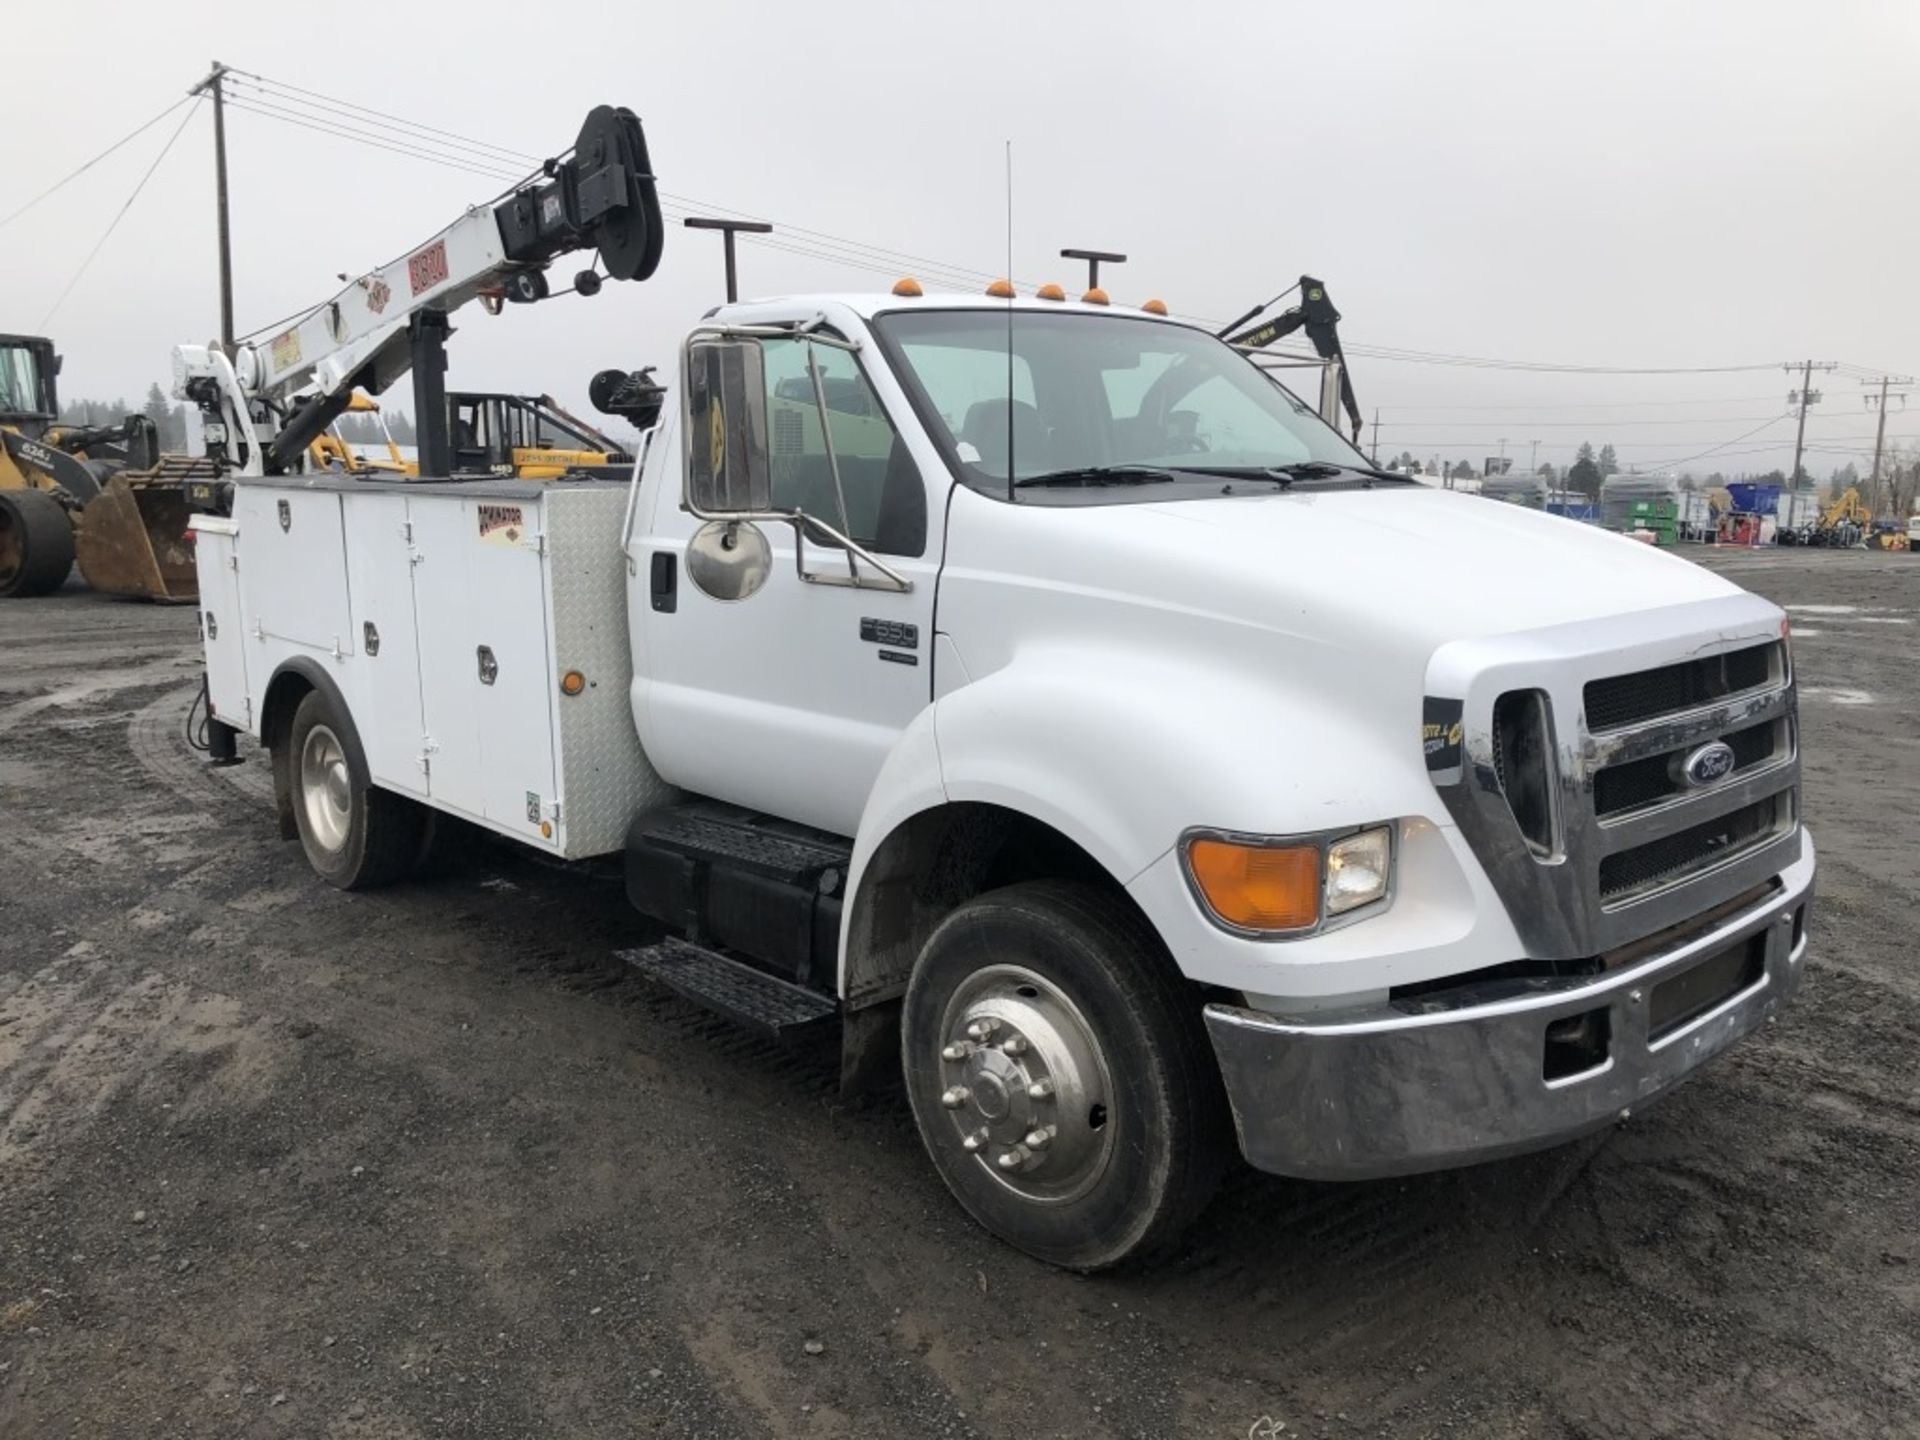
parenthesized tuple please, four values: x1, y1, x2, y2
(902, 880, 1228, 1271)
(286, 688, 426, 890)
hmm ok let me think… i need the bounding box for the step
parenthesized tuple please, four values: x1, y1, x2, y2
(619, 937, 839, 1038)
(631, 804, 851, 887)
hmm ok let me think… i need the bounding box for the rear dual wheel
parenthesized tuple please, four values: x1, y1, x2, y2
(902, 880, 1229, 1271)
(0, 489, 76, 598)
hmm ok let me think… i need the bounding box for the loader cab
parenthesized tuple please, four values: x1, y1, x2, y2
(448, 392, 632, 476)
(0, 335, 60, 436)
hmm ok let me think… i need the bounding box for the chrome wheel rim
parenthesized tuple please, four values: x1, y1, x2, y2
(934, 964, 1116, 1204)
(298, 723, 353, 854)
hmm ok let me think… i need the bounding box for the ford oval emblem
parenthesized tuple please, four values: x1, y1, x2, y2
(1680, 740, 1737, 788)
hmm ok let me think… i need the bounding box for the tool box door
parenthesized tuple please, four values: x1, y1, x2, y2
(342, 493, 427, 797)
(408, 495, 558, 843)
(190, 518, 252, 732)
(230, 486, 353, 654)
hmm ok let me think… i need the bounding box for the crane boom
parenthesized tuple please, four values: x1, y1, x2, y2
(175, 104, 662, 478)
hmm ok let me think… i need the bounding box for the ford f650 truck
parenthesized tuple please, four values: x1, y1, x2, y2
(177, 108, 1813, 1268)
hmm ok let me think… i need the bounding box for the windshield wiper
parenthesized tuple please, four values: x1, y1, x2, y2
(1264, 461, 1413, 488)
(1013, 464, 1182, 489)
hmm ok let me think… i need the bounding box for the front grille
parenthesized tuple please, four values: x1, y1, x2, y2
(1592, 719, 1781, 817)
(1585, 642, 1778, 732)
(1599, 794, 1789, 902)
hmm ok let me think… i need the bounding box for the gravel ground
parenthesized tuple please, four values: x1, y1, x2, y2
(0, 547, 1915, 1439)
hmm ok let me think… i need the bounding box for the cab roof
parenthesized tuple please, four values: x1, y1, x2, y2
(708, 291, 1189, 328)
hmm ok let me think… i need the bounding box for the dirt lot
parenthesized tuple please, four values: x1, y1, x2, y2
(1, 547, 1915, 1439)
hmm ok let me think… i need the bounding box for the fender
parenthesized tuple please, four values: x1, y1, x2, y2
(932, 642, 1443, 878)
(841, 640, 1461, 997)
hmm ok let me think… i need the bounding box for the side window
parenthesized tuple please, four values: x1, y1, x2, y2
(760, 339, 927, 557)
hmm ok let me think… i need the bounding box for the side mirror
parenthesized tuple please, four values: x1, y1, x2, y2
(685, 338, 771, 514)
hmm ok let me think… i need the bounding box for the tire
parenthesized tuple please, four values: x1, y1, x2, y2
(0, 488, 76, 598)
(902, 880, 1229, 1271)
(286, 688, 425, 890)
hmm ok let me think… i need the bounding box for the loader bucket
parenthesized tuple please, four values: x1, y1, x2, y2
(73, 472, 199, 603)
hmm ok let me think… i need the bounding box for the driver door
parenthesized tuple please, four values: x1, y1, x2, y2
(634, 328, 942, 838)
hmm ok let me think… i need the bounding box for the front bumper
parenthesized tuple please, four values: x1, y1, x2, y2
(1205, 831, 1815, 1181)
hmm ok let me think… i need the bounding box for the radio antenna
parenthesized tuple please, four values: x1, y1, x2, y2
(1005, 139, 1015, 503)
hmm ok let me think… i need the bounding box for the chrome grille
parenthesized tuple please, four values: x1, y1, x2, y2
(1592, 718, 1781, 818)
(1585, 640, 1797, 914)
(1585, 642, 1778, 732)
(1429, 617, 1802, 960)
(1598, 792, 1790, 902)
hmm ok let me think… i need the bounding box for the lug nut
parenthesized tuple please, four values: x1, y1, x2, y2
(996, 1145, 1031, 1172)
(1026, 1079, 1054, 1101)
(1023, 1127, 1052, 1151)
(941, 1086, 968, 1110)
(966, 1018, 1000, 1041)
(942, 1043, 969, 1062)
(999, 1035, 1030, 1057)
(962, 1128, 988, 1153)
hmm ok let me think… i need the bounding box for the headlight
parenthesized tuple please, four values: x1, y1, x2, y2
(1181, 824, 1395, 937)
(1325, 826, 1392, 915)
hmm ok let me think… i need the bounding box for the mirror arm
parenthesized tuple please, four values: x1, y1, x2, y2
(620, 425, 658, 573)
(804, 340, 860, 582)
(793, 514, 913, 592)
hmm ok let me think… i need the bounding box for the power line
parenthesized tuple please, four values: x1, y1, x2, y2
(221, 97, 529, 183)
(228, 68, 542, 166)
(1379, 414, 1788, 430)
(1377, 394, 1789, 412)
(0, 97, 195, 230)
(40, 99, 204, 330)
(222, 68, 1915, 392)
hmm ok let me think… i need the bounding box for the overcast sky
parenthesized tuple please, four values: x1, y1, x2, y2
(6, 0, 1917, 477)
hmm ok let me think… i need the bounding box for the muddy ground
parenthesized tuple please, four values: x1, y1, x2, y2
(0, 547, 1915, 1439)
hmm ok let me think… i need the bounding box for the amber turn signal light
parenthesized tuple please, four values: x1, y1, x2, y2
(1185, 838, 1321, 933)
(560, 670, 587, 696)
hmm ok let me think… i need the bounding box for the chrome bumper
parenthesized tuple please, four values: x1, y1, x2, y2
(1204, 833, 1814, 1181)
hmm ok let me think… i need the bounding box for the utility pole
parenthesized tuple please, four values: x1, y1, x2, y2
(1370, 407, 1380, 464)
(190, 61, 235, 355)
(1785, 360, 1836, 489)
(1862, 374, 1913, 516)
(1529, 438, 1539, 476)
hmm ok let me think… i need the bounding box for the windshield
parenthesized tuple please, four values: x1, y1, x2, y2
(871, 309, 1368, 496)
(0, 344, 49, 419)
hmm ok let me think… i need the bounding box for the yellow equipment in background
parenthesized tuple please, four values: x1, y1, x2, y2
(0, 332, 196, 601)
(307, 390, 632, 480)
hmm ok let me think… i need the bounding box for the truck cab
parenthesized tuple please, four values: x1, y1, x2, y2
(192, 288, 1815, 1270)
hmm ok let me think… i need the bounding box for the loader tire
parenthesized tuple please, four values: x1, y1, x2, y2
(287, 688, 426, 891)
(0, 488, 76, 598)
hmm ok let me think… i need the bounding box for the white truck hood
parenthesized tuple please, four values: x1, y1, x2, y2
(963, 485, 1742, 657)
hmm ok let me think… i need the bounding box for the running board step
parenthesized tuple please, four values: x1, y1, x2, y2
(619, 937, 839, 1038)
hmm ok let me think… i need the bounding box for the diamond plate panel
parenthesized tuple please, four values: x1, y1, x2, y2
(544, 485, 680, 857)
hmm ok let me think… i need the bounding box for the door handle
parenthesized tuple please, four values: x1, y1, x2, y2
(650, 551, 677, 613)
(477, 645, 498, 684)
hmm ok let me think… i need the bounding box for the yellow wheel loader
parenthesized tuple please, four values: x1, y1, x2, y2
(0, 333, 197, 601)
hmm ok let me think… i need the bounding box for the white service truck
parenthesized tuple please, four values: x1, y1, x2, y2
(179, 110, 1814, 1270)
